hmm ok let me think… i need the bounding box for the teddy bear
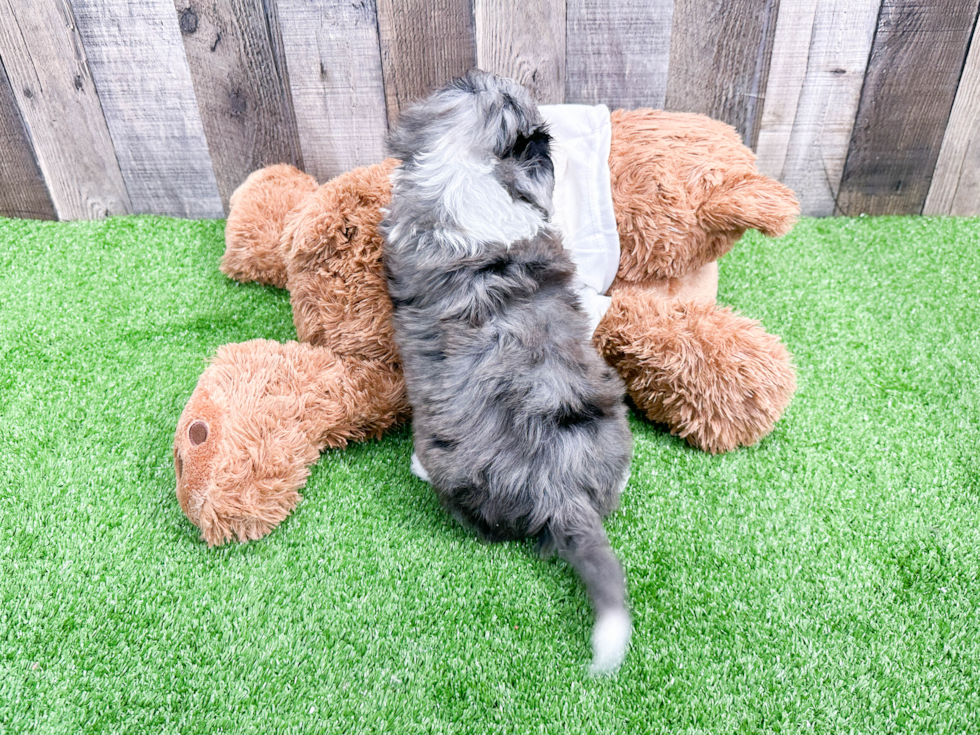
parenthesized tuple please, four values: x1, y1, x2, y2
(173, 108, 799, 547)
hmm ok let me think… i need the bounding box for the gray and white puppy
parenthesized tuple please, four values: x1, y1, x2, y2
(382, 70, 633, 674)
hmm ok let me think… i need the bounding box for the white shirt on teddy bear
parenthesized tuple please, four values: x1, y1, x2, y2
(540, 104, 621, 336)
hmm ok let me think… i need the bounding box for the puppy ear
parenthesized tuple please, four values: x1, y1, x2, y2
(386, 85, 480, 162)
(497, 124, 555, 215)
(511, 126, 553, 178)
(386, 106, 426, 162)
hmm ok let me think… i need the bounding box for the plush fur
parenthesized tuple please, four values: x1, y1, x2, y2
(175, 163, 409, 546)
(607, 110, 796, 286)
(174, 339, 405, 546)
(174, 92, 799, 551)
(223, 164, 318, 288)
(381, 71, 633, 673)
(595, 289, 796, 453)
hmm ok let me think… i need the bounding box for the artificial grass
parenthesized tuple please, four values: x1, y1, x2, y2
(1, 214, 978, 734)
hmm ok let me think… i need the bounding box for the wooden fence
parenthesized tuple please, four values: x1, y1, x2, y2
(2, 0, 979, 221)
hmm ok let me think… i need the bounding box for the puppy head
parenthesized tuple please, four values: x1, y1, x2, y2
(387, 70, 554, 215)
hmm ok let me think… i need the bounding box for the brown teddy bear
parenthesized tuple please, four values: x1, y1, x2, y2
(174, 109, 799, 546)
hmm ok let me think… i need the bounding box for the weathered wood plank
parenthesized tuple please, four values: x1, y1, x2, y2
(664, 0, 780, 148)
(566, 0, 673, 109)
(924, 27, 980, 215)
(838, 0, 980, 215)
(755, 0, 880, 216)
(0, 59, 56, 220)
(376, 0, 476, 125)
(276, 0, 387, 181)
(0, 0, 130, 220)
(753, 0, 817, 180)
(475, 0, 565, 104)
(174, 0, 303, 212)
(71, 0, 223, 218)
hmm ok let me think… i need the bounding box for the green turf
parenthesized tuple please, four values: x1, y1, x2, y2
(1, 214, 978, 734)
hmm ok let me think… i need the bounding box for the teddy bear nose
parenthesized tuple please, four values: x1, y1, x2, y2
(189, 420, 209, 446)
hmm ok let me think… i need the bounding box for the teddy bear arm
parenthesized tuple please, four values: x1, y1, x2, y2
(594, 287, 796, 454)
(222, 164, 319, 289)
(174, 339, 408, 546)
(282, 160, 401, 365)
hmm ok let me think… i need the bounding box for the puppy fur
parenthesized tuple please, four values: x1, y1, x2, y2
(382, 71, 633, 674)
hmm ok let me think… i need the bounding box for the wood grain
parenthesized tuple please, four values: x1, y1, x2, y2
(175, 0, 303, 212)
(755, 0, 881, 215)
(475, 0, 565, 104)
(71, 0, 222, 218)
(566, 0, 673, 109)
(376, 0, 476, 125)
(276, 0, 387, 182)
(7, 2, 980, 218)
(753, 0, 817, 179)
(838, 0, 980, 215)
(924, 28, 980, 215)
(0, 0, 130, 220)
(665, 0, 780, 148)
(0, 59, 56, 220)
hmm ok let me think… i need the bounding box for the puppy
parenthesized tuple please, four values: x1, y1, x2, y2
(382, 71, 633, 674)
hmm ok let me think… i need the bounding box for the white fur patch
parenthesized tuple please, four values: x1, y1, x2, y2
(446, 165, 546, 248)
(589, 608, 632, 675)
(615, 466, 632, 496)
(405, 147, 547, 253)
(410, 452, 431, 483)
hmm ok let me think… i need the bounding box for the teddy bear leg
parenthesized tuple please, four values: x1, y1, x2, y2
(594, 288, 796, 454)
(222, 165, 319, 288)
(697, 172, 800, 239)
(174, 339, 408, 546)
(608, 109, 800, 286)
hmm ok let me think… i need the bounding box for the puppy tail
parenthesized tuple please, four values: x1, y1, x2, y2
(545, 505, 631, 675)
